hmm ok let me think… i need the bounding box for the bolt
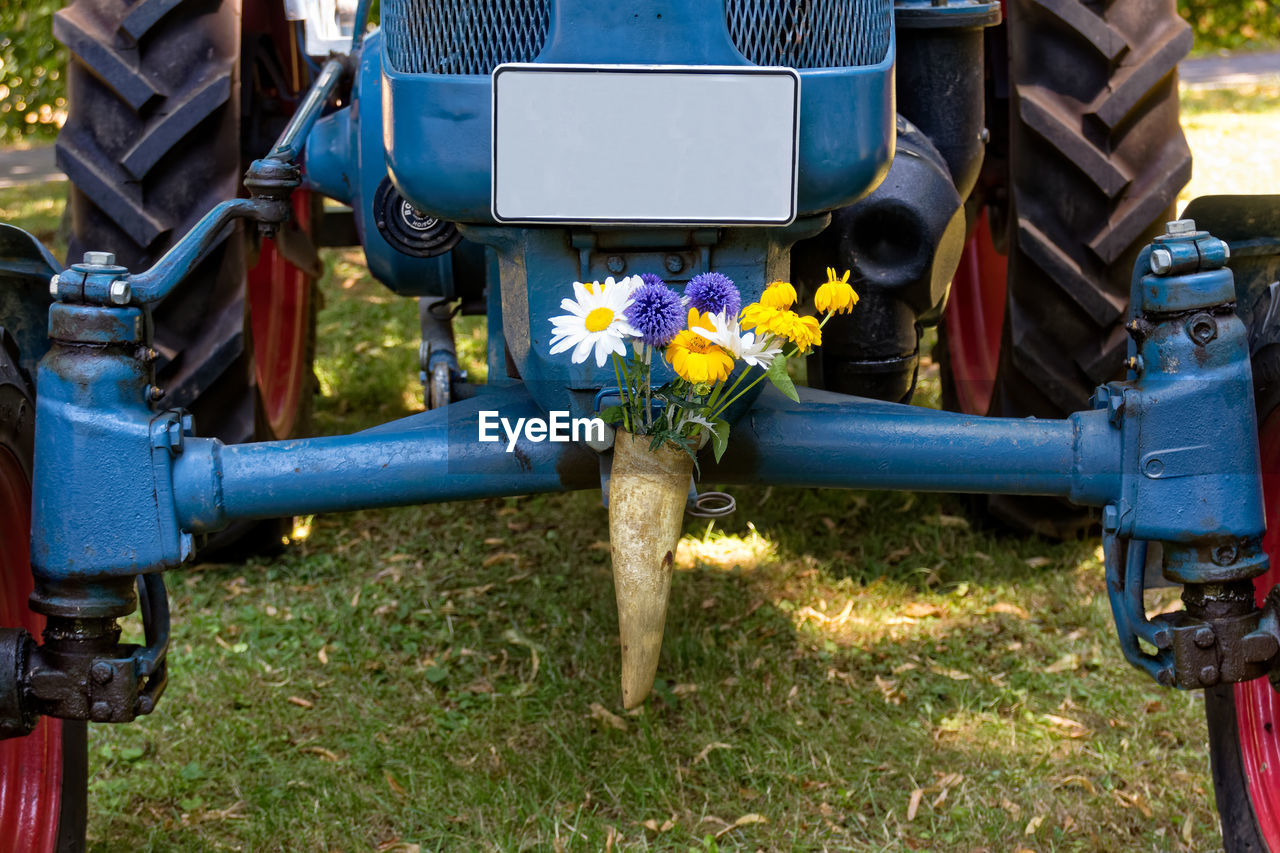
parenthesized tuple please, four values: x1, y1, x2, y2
(1165, 219, 1197, 236)
(979, 127, 990, 144)
(1157, 668, 1175, 687)
(48, 275, 60, 299)
(1212, 544, 1239, 566)
(1223, 242, 1231, 261)
(1199, 665, 1220, 686)
(1242, 632, 1279, 664)
(1150, 248, 1173, 275)
(1193, 626, 1217, 649)
(82, 251, 116, 266)
(136, 695, 154, 715)
(1144, 457, 1164, 477)
(1152, 627, 1172, 650)
(606, 255, 626, 275)
(664, 254, 684, 273)
(108, 279, 131, 306)
(90, 661, 114, 685)
(1186, 313, 1217, 346)
(90, 701, 112, 722)
(147, 385, 164, 402)
(1125, 355, 1143, 373)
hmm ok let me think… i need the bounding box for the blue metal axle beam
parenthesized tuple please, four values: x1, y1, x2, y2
(168, 384, 1118, 536)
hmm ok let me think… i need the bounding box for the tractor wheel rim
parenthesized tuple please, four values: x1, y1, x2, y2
(0, 446, 63, 853)
(943, 208, 1007, 415)
(1236, 410, 1280, 847)
(249, 190, 312, 439)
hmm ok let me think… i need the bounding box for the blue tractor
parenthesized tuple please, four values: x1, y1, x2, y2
(0, 0, 1276, 848)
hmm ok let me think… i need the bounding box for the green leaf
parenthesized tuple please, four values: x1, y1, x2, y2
(710, 419, 730, 463)
(424, 666, 448, 684)
(599, 405, 623, 425)
(766, 355, 800, 402)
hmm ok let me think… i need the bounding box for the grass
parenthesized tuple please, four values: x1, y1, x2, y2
(0, 86, 1274, 851)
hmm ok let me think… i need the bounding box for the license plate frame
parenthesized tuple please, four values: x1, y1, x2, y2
(491, 64, 800, 226)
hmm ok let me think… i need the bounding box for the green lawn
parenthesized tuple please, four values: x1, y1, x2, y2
(1, 85, 1275, 851)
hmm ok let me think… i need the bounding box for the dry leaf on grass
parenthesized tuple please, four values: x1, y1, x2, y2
(385, 771, 406, 797)
(714, 814, 768, 838)
(483, 551, 520, 567)
(1025, 556, 1052, 568)
(988, 602, 1030, 619)
(588, 702, 628, 732)
(907, 788, 924, 820)
(299, 745, 340, 761)
(692, 742, 733, 766)
(287, 696, 313, 709)
(902, 602, 945, 619)
(1024, 815, 1044, 835)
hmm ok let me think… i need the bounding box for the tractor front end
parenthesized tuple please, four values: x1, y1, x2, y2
(2, 0, 1280, 848)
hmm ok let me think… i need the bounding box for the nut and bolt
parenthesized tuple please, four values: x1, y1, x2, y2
(90, 701, 113, 722)
(108, 280, 132, 306)
(1125, 355, 1143, 372)
(82, 251, 116, 266)
(1156, 668, 1175, 686)
(90, 661, 115, 685)
(136, 695, 155, 715)
(1242, 632, 1280, 664)
(1150, 248, 1174, 275)
(1193, 626, 1217, 649)
(606, 255, 626, 275)
(147, 385, 164, 402)
(1199, 664, 1220, 686)
(664, 254, 684, 273)
(1152, 627, 1172, 650)
(48, 274, 60, 299)
(1212, 543, 1239, 566)
(1165, 219, 1196, 236)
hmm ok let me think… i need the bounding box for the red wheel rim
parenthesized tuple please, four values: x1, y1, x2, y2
(0, 447, 62, 853)
(248, 189, 313, 439)
(1236, 410, 1280, 846)
(944, 208, 1007, 415)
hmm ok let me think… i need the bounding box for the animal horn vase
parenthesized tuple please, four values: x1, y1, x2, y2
(608, 430, 693, 709)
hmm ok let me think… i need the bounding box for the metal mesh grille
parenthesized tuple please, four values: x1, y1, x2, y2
(726, 0, 892, 68)
(383, 0, 892, 75)
(384, 0, 551, 75)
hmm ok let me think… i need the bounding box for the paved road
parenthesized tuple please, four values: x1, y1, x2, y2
(0, 145, 62, 189)
(0, 49, 1276, 189)
(1181, 49, 1280, 87)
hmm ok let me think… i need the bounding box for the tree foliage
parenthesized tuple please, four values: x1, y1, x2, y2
(1180, 0, 1280, 54)
(0, 1, 65, 144)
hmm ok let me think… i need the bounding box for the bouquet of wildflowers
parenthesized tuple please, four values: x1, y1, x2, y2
(547, 267, 858, 707)
(549, 267, 858, 463)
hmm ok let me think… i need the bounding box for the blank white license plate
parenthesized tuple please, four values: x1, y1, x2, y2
(491, 64, 800, 226)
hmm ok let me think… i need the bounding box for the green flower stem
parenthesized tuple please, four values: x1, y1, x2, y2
(611, 353, 632, 433)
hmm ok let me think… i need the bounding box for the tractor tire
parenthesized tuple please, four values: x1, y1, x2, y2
(938, 0, 1192, 537)
(0, 329, 88, 853)
(54, 0, 317, 556)
(1203, 277, 1280, 853)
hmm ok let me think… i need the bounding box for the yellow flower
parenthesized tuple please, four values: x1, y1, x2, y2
(764, 310, 822, 353)
(815, 267, 858, 314)
(687, 307, 715, 333)
(760, 280, 797, 311)
(666, 330, 734, 383)
(739, 302, 778, 333)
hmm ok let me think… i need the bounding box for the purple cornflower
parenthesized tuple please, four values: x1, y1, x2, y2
(639, 273, 667, 288)
(624, 280, 684, 347)
(684, 272, 741, 318)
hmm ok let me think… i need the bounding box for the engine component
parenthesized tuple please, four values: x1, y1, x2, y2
(795, 117, 967, 402)
(373, 178, 462, 258)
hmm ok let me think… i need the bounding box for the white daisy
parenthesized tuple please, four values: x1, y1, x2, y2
(548, 279, 640, 367)
(691, 308, 783, 369)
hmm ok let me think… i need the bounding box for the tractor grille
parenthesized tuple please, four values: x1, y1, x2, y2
(727, 0, 893, 68)
(384, 0, 552, 75)
(383, 0, 892, 75)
